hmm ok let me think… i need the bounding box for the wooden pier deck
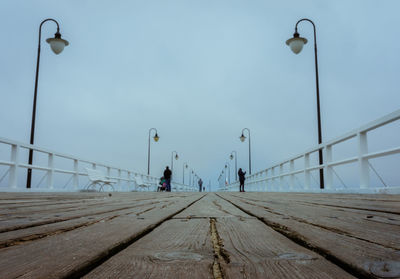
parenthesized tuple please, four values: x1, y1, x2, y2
(0, 192, 399, 279)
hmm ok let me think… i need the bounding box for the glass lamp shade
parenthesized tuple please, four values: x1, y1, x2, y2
(286, 36, 308, 54)
(175, 154, 179, 160)
(240, 134, 246, 142)
(153, 133, 159, 142)
(185, 164, 188, 169)
(46, 37, 69, 55)
(230, 154, 234, 160)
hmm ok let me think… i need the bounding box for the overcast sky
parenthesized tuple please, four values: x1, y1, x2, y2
(1, 0, 399, 190)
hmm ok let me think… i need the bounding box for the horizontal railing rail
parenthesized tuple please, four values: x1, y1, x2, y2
(0, 137, 194, 192)
(223, 109, 400, 194)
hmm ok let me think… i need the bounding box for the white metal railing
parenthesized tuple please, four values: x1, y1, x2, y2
(0, 137, 193, 192)
(171, 181, 196, 192)
(226, 109, 400, 194)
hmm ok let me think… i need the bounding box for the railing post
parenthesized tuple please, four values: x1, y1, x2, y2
(127, 171, 131, 191)
(290, 160, 295, 191)
(133, 173, 138, 191)
(325, 145, 333, 190)
(358, 132, 370, 188)
(264, 169, 268, 191)
(271, 167, 275, 191)
(47, 153, 54, 189)
(9, 144, 19, 189)
(279, 164, 284, 191)
(304, 154, 310, 190)
(73, 159, 79, 190)
(117, 169, 121, 190)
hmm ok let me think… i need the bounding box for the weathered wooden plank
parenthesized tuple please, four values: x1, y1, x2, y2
(0, 194, 189, 232)
(83, 218, 215, 279)
(0, 199, 175, 248)
(0, 194, 202, 279)
(0, 192, 186, 215)
(226, 193, 400, 250)
(233, 192, 400, 214)
(222, 193, 400, 278)
(215, 217, 355, 279)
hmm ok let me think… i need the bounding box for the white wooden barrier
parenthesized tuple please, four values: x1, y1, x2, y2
(0, 138, 192, 192)
(226, 109, 400, 194)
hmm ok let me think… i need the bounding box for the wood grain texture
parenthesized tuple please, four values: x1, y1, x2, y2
(0, 194, 201, 279)
(226, 193, 400, 249)
(0, 193, 191, 232)
(221, 193, 400, 278)
(83, 218, 215, 279)
(215, 217, 355, 279)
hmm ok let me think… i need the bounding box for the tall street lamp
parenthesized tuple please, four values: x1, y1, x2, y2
(189, 169, 194, 186)
(230, 151, 237, 181)
(239, 128, 252, 174)
(182, 162, 188, 184)
(286, 18, 324, 189)
(147, 128, 159, 175)
(224, 162, 231, 184)
(27, 18, 69, 189)
(171, 151, 179, 181)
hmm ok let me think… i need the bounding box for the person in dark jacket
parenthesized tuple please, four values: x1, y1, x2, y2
(238, 168, 246, 192)
(163, 166, 172, 192)
(198, 178, 203, 192)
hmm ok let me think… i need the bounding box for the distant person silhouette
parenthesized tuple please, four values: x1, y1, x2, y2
(198, 178, 203, 192)
(163, 166, 172, 192)
(238, 168, 246, 192)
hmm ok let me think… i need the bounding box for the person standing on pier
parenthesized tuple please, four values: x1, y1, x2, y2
(238, 168, 246, 192)
(163, 166, 172, 192)
(198, 178, 203, 192)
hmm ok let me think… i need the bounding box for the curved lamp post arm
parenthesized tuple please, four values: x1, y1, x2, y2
(170, 151, 178, 181)
(241, 128, 251, 174)
(182, 162, 188, 184)
(38, 19, 60, 48)
(225, 162, 231, 184)
(147, 128, 158, 175)
(171, 151, 178, 171)
(295, 19, 316, 48)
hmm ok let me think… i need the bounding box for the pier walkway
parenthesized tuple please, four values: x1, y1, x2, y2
(0, 192, 399, 278)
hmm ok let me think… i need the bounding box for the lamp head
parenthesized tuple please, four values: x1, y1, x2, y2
(229, 154, 234, 160)
(46, 32, 69, 55)
(185, 164, 188, 169)
(240, 133, 246, 142)
(286, 32, 307, 54)
(175, 154, 179, 160)
(153, 133, 159, 142)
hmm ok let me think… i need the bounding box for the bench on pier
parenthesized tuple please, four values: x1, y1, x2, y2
(85, 168, 116, 192)
(134, 176, 152, 191)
